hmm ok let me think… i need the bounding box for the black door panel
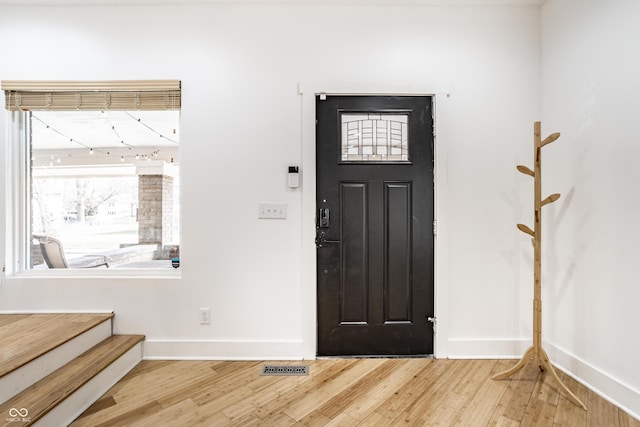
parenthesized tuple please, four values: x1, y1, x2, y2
(316, 95, 434, 356)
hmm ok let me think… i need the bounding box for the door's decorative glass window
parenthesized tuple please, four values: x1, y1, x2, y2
(341, 113, 409, 162)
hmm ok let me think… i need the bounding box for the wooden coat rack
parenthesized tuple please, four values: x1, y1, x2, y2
(491, 121, 587, 411)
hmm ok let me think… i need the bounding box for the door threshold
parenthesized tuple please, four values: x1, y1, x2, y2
(317, 354, 434, 359)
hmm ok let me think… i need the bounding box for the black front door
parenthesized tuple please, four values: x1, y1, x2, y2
(316, 95, 434, 356)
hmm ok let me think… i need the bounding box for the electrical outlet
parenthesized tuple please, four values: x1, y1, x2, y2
(199, 307, 211, 325)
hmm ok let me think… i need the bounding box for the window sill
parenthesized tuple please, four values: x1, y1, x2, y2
(8, 268, 182, 280)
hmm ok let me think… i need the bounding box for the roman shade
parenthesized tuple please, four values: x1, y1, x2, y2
(2, 80, 181, 111)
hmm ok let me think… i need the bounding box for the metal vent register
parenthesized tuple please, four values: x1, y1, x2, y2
(260, 365, 309, 376)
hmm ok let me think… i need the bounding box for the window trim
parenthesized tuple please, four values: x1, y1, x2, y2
(3, 80, 182, 278)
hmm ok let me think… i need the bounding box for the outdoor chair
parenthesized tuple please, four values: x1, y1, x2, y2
(34, 235, 110, 268)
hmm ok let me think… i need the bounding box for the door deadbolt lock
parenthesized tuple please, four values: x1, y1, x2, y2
(318, 208, 330, 228)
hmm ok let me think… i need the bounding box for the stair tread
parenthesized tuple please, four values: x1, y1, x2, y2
(0, 313, 115, 378)
(0, 334, 144, 426)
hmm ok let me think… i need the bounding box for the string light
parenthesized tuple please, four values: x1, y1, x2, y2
(32, 115, 94, 151)
(104, 115, 134, 148)
(32, 113, 176, 164)
(126, 112, 179, 144)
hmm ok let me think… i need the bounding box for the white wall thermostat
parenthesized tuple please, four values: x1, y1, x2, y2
(288, 166, 300, 188)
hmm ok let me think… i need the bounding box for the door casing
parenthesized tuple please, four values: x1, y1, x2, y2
(298, 85, 443, 359)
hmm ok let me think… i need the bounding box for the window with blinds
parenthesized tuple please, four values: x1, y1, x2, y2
(2, 80, 181, 111)
(2, 80, 181, 273)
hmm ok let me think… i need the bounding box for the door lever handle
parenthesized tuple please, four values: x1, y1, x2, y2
(315, 229, 340, 248)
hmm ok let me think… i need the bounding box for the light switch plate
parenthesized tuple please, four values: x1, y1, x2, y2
(258, 202, 287, 219)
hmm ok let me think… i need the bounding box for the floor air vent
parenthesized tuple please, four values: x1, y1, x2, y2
(260, 365, 309, 376)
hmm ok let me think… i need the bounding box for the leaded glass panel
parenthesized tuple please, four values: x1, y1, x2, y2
(341, 113, 409, 162)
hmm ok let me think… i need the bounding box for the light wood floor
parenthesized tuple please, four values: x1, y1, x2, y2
(72, 358, 640, 426)
(0, 313, 114, 378)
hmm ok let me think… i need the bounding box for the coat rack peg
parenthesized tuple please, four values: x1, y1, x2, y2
(517, 223, 535, 237)
(541, 193, 561, 207)
(541, 132, 561, 147)
(492, 121, 587, 411)
(517, 165, 535, 177)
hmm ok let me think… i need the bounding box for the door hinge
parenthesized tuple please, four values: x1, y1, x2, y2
(427, 316, 437, 333)
(432, 220, 437, 235)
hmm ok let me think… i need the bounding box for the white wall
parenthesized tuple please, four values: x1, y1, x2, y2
(541, 0, 640, 417)
(0, 4, 540, 362)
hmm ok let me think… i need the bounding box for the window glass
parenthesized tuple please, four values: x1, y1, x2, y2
(28, 110, 180, 270)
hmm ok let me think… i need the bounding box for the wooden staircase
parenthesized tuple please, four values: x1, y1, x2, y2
(0, 313, 144, 426)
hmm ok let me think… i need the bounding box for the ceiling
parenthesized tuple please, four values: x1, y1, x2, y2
(0, 0, 545, 6)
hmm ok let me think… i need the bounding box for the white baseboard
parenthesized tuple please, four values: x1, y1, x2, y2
(446, 338, 531, 359)
(447, 338, 640, 420)
(545, 342, 640, 421)
(143, 340, 306, 361)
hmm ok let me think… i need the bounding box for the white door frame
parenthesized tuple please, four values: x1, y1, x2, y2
(298, 81, 451, 359)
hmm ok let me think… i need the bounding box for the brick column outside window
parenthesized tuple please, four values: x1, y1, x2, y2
(136, 162, 177, 254)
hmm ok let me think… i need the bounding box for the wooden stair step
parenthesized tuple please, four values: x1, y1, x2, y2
(0, 313, 115, 379)
(0, 334, 144, 426)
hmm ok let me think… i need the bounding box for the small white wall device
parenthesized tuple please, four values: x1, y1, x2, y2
(288, 166, 300, 188)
